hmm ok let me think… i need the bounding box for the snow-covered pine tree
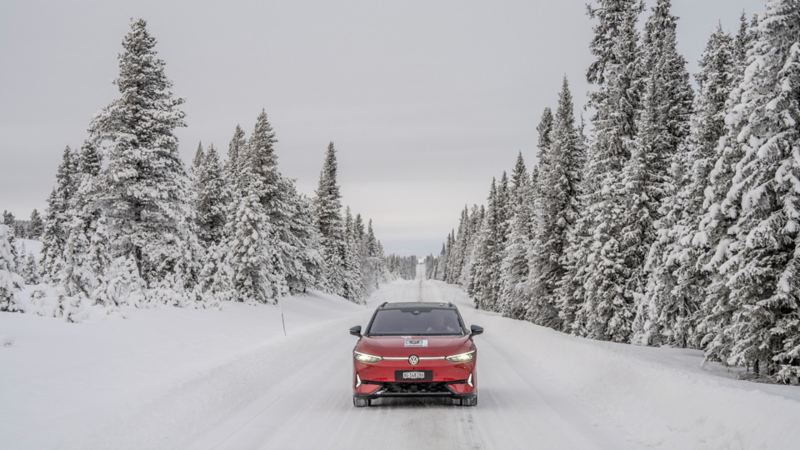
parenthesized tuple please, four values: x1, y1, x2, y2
(434, 243, 447, 281)
(638, 0, 694, 209)
(90, 19, 199, 301)
(460, 204, 484, 288)
(341, 207, 366, 302)
(718, 0, 800, 380)
(354, 214, 366, 252)
(314, 142, 348, 298)
(733, 12, 755, 81)
(1, 211, 13, 227)
(365, 219, 380, 258)
(227, 124, 247, 182)
(192, 142, 205, 174)
(60, 141, 110, 302)
(358, 215, 387, 293)
(446, 218, 464, 284)
(693, 12, 758, 364)
(247, 110, 280, 206)
(447, 207, 470, 285)
(28, 209, 43, 239)
(638, 28, 736, 347)
(488, 173, 511, 310)
(529, 79, 583, 328)
(225, 162, 286, 304)
(499, 153, 533, 319)
(40, 146, 80, 282)
(529, 108, 553, 209)
(628, 0, 695, 345)
(280, 177, 324, 294)
(244, 110, 327, 295)
(21, 252, 40, 285)
(195, 143, 227, 247)
(565, 0, 642, 342)
(0, 224, 24, 312)
(470, 179, 503, 310)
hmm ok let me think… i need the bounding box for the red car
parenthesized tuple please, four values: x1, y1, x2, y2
(349, 301, 483, 407)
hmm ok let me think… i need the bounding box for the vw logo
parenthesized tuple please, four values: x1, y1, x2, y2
(408, 355, 420, 366)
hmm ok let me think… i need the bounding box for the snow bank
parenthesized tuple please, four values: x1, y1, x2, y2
(0, 290, 364, 450)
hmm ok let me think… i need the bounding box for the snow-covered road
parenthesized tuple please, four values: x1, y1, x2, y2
(3, 276, 800, 449)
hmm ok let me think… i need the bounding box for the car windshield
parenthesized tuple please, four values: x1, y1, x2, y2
(367, 308, 465, 336)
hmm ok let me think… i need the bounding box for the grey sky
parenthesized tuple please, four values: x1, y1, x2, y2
(0, 0, 761, 256)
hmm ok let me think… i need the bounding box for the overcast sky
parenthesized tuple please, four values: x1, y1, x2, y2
(0, 0, 761, 256)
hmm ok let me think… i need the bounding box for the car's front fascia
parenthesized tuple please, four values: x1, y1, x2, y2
(350, 304, 479, 403)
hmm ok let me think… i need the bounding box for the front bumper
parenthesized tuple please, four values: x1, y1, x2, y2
(353, 379, 475, 400)
(353, 358, 476, 399)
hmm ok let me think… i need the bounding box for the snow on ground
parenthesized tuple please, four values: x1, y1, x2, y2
(2, 274, 800, 449)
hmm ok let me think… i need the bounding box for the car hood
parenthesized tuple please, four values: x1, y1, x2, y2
(356, 335, 473, 358)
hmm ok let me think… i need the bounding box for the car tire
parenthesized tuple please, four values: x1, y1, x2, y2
(353, 397, 371, 408)
(460, 396, 478, 407)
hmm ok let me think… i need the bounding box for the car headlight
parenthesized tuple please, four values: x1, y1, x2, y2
(354, 351, 382, 363)
(446, 350, 475, 362)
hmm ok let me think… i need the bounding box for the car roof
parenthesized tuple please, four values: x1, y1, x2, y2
(377, 301, 456, 310)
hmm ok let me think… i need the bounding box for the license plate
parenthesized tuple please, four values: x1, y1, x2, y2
(396, 370, 432, 381)
(402, 371, 426, 380)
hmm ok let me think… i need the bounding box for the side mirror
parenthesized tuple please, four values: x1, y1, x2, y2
(470, 325, 484, 336)
(349, 325, 362, 337)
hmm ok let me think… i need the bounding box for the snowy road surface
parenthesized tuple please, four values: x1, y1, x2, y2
(3, 276, 800, 449)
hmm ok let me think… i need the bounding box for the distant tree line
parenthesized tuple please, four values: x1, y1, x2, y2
(2, 209, 43, 240)
(385, 255, 419, 280)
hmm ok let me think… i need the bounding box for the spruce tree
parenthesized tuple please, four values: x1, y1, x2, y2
(366, 219, 380, 257)
(281, 178, 324, 294)
(195, 144, 227, 247)
(733, 13, 754, 81)
(499, 154, 532, 319)
(719, 0, 800, 379)
(0, 224, 24, 312)
(247, 110, 280, 209)
(227, 124, 247, 182)
(638, 28, 736, 347)
(341, 207, 366, 302)
(226, 165, 286, 304)
(90, 19, 198, 296)
(530, 108, 553, 208)
(21, 252, 40, 285)
(694, 13, 758, 364)
(40, 146, 79, 282)
(60, 141, 110, 301)
(562, 0, 642, 342)
(448, 207, 470, 285)
(314, 142, 347, 298)
(192, 142, 205, 174)
(28, 209, 43, 239)
(529, 79, 583, 327)
(470, 179, 501, 310)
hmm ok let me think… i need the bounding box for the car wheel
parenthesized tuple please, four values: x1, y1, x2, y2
(353, 397, 371, 407)
(460, 396, 477, 407)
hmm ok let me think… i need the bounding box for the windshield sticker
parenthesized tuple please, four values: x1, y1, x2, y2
(404, 339, 428, 347)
